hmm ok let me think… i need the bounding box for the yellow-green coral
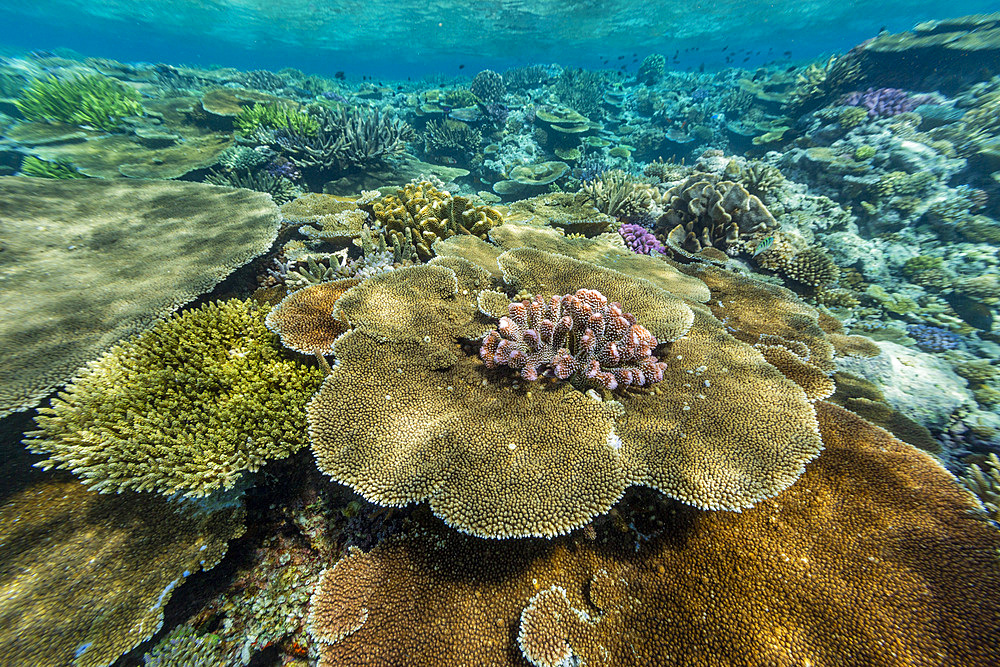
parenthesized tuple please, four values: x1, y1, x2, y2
(15, 73, 144, 131)
(26, 299, 324, 499)
(363, 180, 502, 261)
(234, 102, 319, 137)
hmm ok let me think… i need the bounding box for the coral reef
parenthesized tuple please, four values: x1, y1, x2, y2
(580, 169, 656, 221)
(0, 177, 280, 420)
(26, 300, 323, 498)
(469, 69, 506, 104)
(307, 403, 1000, 667)
(841, 87, 936, 117)
(206, 168, 301, 204)
(234, 101, 319, 137)
(265, 278, 361, 355)
(479, 289, 668, 390)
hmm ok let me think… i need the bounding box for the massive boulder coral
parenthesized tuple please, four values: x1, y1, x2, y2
(26, 299, 323, 499)
(306, 250, 824, 538)
(0, 177, 280, 419)
(307, 402, 1000, 667)
(0, 476, 244, 667)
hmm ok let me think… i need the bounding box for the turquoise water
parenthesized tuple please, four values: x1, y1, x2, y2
(2, 3, 1000, 667)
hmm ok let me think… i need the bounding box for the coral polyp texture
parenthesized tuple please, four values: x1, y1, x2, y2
(307, 403, 1000, 667)
(307, 248, 825, 538)
(618, 222, 665, 255)
(0, 477, 244, 667)
(0, 177, 280, 420)
(479, 289, 668, 390)
(26, 299, 324, 499)
(265, 278, 362, 355)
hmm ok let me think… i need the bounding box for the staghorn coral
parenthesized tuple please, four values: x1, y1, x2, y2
(307, 251, 824, 538)
(422, 118, 482, 162)
(0, 177, 280, 420)
(235, 101, 319, 137)
(654, 173, 779, 259)
(265, 278, 361, 356)
(363, 179, 502, 261)
(26, 299, 324, 499)
(215, 144, 269, 171)
(205, 168, 300, 204)
(18, 155, 87, 179)
(479, 289, 668, 390)
(307, 401, 1000, 666)
(0, 477, 244, 667)
(963, 453, 1000, 522)
(15, 73, 144, 131)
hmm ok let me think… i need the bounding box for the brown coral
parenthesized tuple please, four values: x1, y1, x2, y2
(0, 476, 244, 667)
(307, 401, 1000, 666)
(362, 180, 502, 261)
(654, 173, 778, 259)
(265, 278, 361, 355)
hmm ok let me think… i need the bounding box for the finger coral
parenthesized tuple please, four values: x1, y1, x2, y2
(0, 477, 244, 667)
(307, 401, 1000, 667)
(479, 289, 668, 390)
(26, 299, 324, 498)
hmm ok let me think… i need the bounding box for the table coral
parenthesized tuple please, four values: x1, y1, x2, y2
(307, 402, 1000, 666)
(0, 477, 244, 667)
(265, 278, 361, 356)
(307, 252, 824, 538)
(26, 299, 324, 499)
(0, 177, 280, 420)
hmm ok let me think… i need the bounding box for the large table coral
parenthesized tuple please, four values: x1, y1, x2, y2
(0, 177, 280, 419)
(306, 402, 1000, 667)
(303, 247, 824, 538)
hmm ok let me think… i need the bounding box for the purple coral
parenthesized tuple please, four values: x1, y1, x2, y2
(906, 324, 962, 353)
(479, 289, 668, 391)
(619, 223, 665, 255)
(842, 88, 937, 118)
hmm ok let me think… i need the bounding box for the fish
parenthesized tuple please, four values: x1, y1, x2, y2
(458, 64, 465, 69)
(751, 236, 774, 257)
(945, 292, 994, 331)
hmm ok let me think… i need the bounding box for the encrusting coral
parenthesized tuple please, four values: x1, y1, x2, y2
(307, 403, 1000, 667)
(0, 477, 244, 667)
(26, 299, 324, 499)
(306, 246, 825, 538)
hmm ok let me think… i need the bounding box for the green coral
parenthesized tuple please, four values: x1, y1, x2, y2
(234, 102, 319, 137)
(853, 145, 877, 161)
(442, 88, 478, 108)
(839, 106, 869, 129)
(15, 74, 144, 131)
(19, 156, 88, 179)
(877, 170, 935, 198)
(205, 169, 300, 205)
(26, 299, 324, 499)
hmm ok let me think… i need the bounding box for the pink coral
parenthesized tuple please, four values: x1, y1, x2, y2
(479, 289, 668, 390)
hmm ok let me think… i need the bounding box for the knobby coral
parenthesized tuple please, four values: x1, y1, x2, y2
(479, 289, 668, 390)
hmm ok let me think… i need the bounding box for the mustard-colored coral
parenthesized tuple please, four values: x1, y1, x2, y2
(307, 401, 1000, 666)
(963, 453, 1000, 522)
(265, 278, 361, 355)
(0, 477, 243, 667)
(27, 299, 324, 498)
(362, 180, 502, 261)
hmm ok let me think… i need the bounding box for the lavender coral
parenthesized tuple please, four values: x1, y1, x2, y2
(479, 289, 668, 390)
(618, 223, 665, 255)
(841, 87, 936, 118)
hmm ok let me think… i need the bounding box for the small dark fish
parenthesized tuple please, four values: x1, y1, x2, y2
(632, 52, 637, 56)
(783, 50, 792, 56)
(459, 64, 465, 69)
(407, 76, 411, 81)
(945, 292, 994, 331)
(722, 46, 728, 51)
(785, 66, 796, 73)
(378, 81, 383, 86)
(397, 85, 403, 90)
(752, 236, 774, 257)
(618, 55, 625, 60)
(743, 56, 751, 62)
(334, 71, 345, 80)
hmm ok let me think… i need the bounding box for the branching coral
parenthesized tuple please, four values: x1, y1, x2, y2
(206, 168, 300, 204)
(26, 299, 324, 499)
(580, 169, 655, 221)
(235, 102, 319, 137)
(15, 73, 144, 131)
(480, 289, 668, 390)
(19, 155, 88, 179)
